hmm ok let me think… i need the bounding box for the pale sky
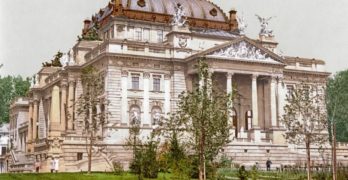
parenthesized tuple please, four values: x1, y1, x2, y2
(1, 0, 348, 77)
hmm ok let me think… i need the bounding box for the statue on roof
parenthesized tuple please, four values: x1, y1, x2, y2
(172, 3, 187, 27)
(255, 14, 274, 37)
(237, 14, 247, 35)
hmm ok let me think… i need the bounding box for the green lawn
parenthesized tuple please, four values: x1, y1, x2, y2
(0, 173, 172, 180)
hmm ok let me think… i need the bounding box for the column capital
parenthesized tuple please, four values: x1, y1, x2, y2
(226, 72, 234, 78)
(121, 70, 128, 77)
(60, 79, 68, 87)
(164, 74, 171, 80)
(252, 74, 259, 79)
(68, 79, 76, 85)
(143, 72, 150, 79)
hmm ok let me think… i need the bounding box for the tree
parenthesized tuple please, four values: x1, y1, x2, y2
(171, 60, 232, 180)
(75, 66, 107, 173)
(0, 75, 30, 124)
(125, 112, 161, 179)
(281, 82, 328, 180)
(326, 70, 348, 180)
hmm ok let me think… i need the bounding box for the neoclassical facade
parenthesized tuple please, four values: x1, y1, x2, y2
(7, 0, 348, 172)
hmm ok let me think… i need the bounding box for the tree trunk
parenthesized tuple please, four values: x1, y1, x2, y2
(332, 123, 337, 180)
(306, 140, 311, 180)
(88, 132, 93, 173)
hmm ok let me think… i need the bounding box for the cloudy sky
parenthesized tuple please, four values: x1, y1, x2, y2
(1, 0, 347, 77)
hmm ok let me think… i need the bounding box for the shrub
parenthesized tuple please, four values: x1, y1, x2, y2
(237, 166, 248, 180)
(112, 161, 124, 175)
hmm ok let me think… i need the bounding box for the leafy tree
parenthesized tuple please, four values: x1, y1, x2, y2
(0, 75, 30, 124)
(281, 82, 328, 180)
(75, 66, 107, 173)
(326, 69, 348, 180)
(169, 60, 233, 180)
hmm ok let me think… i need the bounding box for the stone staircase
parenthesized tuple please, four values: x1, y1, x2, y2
(224, 142, 329, 170)
(8, 150, 34, 172)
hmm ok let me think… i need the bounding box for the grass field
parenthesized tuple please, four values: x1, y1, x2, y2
(0, 173, 173, 180)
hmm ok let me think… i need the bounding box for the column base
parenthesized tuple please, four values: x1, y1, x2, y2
(249, 127, 261, 143)
(271, 127, 287, 144)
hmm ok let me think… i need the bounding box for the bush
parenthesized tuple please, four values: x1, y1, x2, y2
(237, 166, 248, 180)
(250, 165, 259, 180)
(130, 142, 159, 179)
(218, 154, 232, 168)
(112, 161, 124, 175)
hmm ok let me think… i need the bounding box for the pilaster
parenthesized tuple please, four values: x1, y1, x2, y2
(143, 72, 150, 127)
(121, 70, 128, 124)
(164, 74, 171, 116)
(270, 76, 277, 127)
(67, 80, 75, 130)
(60, 80, 68, 131)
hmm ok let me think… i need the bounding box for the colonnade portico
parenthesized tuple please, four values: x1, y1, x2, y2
(194, 68, 283, 143)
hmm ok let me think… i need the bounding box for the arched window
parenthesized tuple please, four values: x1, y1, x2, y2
(129, 105, 141, 125)
(151, 106, 162, 125)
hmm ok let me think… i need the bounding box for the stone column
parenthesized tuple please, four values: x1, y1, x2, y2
(28, 101, 33, 142)
(251, 74, 259, 127)
(67, 80, 75, 130)
(270, 76, 277, 127)
(121, 70, 128, 124)
(60, 81, 68, 131)
(277, 77, 285, 127)
(143, 72, 150, 126)
(32, 99, 39, 140)
(226, 73, 233, 94)
(273, 77, 286, 144)
(251, 74, 261, 142)
(164, 74, 171, 116)
(50, 86, 61, 135)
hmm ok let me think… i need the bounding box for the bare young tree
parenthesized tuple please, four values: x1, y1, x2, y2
(281, 82, 328, 180)
(75, 66, 107, 173)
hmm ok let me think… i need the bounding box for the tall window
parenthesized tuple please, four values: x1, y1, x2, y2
(143, 28, 150, 41)
(286, 85, 294, 100)
(157, 30, 163, 43)
(127, 26, 134, 40)
(135, 28, 142, 41)
(77, 153, 83, 161)
(153, 75, 161, 91)
(131, 74, 140, 90)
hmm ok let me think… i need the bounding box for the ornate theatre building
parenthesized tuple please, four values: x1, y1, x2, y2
(7, 0, 348, 172)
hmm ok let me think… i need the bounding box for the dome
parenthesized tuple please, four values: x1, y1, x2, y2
(120, 0, 228, 22)
(86, 0, 237, 32)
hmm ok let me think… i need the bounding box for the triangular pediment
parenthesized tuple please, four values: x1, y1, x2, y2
(199, 38, 284, 64)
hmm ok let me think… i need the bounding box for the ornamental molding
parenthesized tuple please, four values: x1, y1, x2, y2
(208, 41, 277, 62)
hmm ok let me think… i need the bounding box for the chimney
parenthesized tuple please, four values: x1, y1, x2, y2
(229, 9, 238, 31)
(83, 19, 91, 34)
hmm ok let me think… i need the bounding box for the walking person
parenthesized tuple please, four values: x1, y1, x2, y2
(266, 159, 272, 171)
(54, 158, 59, 173)
(50, 157, 55, 173)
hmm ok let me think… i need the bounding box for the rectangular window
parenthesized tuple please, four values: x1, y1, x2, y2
(128, 26, 134, 40)
(77, 152, 83, 161)
(286, 85, 294, 100)
(110, 26, 114, 39)
(157, 30, 163, 43)
(143, 28, 150, 41)
(153, 75, 161, 92)
(1, 147, 6, 155)
(132, 74, 140, 90)
(135, 28, 142, 41)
